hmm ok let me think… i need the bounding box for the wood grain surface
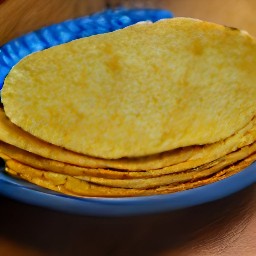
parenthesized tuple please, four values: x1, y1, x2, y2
(0, 0, 256, 255)
(0, 186, 256, 256)
(1, 0, 256, 45)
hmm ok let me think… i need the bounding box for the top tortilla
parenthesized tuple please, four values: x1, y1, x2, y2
(2, 18, 256, 159)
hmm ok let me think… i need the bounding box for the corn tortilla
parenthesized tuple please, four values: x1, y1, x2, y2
(4, 141, 256, 189)
(1, 109, 256, 172)
(1, 139, 255, 182)
(75, 141, 256, 188)
(2, 18, 256, 158)
(5, 152, 256, 197)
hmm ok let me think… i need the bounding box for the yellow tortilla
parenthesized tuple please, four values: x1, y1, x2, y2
(75, 141, 256, 188)
(1, 138, 256, 183)
(5, 152, 256, 197)
(3, 18, 256, 158)
(1, 109, 256, 172)
(0, 141, 130, 179)
(5, 140, 256, 189)
(0, 141, 218, 179)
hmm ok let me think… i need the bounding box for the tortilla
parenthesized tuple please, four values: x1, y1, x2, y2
(0, 151, 10, 160)
(1, 138, 256, 183)
(5, 162, 151, 197)
(1, 109, 256, 172)
(75, 141, 256, 188)
(6, 151, 256, 197)
(0, 141, 130, 179)
(4, 140, 256, 189)
(3, 18, 256, 159)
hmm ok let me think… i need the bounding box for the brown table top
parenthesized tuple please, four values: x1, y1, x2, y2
(1, 0, 256, 255)
(1, 185, 256, 256)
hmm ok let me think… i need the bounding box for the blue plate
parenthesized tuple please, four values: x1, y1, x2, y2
(0, 8, 255, 217)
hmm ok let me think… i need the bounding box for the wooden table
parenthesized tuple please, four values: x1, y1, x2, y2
(0, 185, 256, 256)
(1, 1, 256, 255)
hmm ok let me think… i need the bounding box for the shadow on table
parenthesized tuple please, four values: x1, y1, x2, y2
(0, 185, 255, 256)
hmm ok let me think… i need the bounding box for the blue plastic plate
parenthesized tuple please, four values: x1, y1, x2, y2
(0, 9, 255, 217)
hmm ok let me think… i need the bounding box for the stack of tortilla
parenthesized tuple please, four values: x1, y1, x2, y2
(1, 18, 256, 197)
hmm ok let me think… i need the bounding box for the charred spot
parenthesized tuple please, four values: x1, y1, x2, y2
(225, 26, 239, 31)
